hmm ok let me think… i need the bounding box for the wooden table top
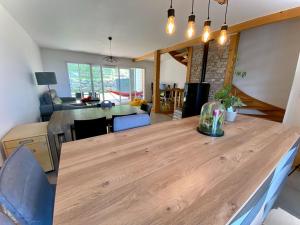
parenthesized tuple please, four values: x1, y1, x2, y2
(54, 115, 300, 225)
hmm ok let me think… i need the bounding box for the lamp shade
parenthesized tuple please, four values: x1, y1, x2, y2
(35, 72, 57, 85)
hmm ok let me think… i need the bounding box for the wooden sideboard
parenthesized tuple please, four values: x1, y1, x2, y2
(1, 122, 54, 172)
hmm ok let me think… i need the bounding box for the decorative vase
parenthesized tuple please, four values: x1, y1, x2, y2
(198, 101, 225, 137)
(225, 110, 237, 122)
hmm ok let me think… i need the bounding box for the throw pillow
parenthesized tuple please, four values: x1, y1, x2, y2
(52, 97, 63, 105)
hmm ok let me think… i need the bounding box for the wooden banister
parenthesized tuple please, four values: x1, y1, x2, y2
(232, 85, 286, 122)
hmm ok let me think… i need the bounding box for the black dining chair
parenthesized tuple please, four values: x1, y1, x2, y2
(73, 117, 107, 140)
(75, 92, 82, 99)
(140, 103, 152, 115)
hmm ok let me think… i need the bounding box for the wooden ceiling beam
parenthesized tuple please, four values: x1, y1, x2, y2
(134, 6, 300, 61)
(132, 51, 154, 62)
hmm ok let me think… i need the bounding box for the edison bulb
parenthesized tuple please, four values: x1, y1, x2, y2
(218, 25, 228, 45)
(201, 21, 211, 43)
(166, 16, 175, 35)
(186, 21, 196, 38)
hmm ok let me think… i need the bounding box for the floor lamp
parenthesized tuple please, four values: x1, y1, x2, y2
(35, 72, 57, 112)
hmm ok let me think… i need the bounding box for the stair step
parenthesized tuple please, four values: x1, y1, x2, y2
(175, 52, 188, 57)
(181, 58, 188, 63)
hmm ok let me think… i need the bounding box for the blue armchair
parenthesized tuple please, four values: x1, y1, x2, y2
(0, 147, 55, 225)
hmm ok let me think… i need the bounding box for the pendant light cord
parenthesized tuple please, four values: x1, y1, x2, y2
(191, 0, 194, 14)
(207, 0, 211, 20)
(170, 0, 173, 8)
(224, 0, 229, 24)
(110, 40, 112, 58)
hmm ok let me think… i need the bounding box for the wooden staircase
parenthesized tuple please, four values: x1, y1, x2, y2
(169, 49, 189, 66)
(232, 85, 286, 122)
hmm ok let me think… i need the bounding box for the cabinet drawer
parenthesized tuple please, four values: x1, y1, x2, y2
(3, 136, 47, 149)
(5, 142, 54, 172)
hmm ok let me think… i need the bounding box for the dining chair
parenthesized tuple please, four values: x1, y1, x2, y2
(229, 143, 299, 225)
(140, 103, 152, 115)
(262, 145, 299, 219)
(113, 114, 151, 132)
(0, 212, 15, 225)
(100, 100, 113, 108)
(229, 173, 273, 225)
(110, 113, 137, 132)
(0, 146, 55, 225)
(75, 92, 82, 99)
(74, 117, 107, 140)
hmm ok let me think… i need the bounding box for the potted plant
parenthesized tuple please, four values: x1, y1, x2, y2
(214, 85, 245, 122)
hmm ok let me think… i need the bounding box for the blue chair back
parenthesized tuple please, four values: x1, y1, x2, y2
(230, 172, 273, 225)
(0, 212, 15, 225)
(113, 114, 151, 132)
(0, 147, 55, 225)
(100, 100, 113, 108)
(230, 142, 300, 225)
(262, 145, 299, 219)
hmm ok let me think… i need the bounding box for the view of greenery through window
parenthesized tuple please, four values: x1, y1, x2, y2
(67, 63, 145, 104)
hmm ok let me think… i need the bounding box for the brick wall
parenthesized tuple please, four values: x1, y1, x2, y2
(190, 40, 230, 100)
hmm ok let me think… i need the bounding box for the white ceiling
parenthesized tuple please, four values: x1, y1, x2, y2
(0, 0, 299, 58)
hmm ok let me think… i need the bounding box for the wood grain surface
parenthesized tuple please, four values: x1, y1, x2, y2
(54, 115, 300, 225)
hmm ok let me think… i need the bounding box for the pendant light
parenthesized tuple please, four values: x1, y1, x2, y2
(166, 0, 175, 35)
(103, 37, 119, 63)
(218, 0, 229, 45)
(186, 0, 196, 39)
(201, 0, 212, 43)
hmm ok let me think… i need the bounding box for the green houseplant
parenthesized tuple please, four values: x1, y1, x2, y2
(214, 85, 245, 122)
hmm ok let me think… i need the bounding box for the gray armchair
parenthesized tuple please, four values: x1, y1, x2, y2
(39, 90, 96, 121)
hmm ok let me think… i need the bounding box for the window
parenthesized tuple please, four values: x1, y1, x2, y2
(67, 63, 145, 105)
(67, 63, 93, 98)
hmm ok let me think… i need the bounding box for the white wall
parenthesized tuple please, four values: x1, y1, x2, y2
(40, 48, 154, 101)
(0, 4, 44, 165)
(233, 18, 300, 109)
(160, 54, 186, 89)
(284, 53, 300, 126)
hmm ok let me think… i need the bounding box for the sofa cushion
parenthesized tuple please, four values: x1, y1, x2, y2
(49, 89, 57, 99)
(53, 97, 63, 105)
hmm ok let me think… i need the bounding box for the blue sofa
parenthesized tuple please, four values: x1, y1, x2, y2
(39, 89, 96, 121)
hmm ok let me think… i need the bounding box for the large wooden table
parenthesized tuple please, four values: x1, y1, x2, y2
(54, 115, 300, 225)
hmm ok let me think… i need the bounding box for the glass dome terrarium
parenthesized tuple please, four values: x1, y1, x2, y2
(197, 101, 225, 137)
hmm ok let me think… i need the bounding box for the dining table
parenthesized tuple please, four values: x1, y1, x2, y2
(47, 105, 145, 170)
(53, 115, 300, 225)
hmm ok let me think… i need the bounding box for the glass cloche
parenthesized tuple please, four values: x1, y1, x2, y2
(198, 101, 225, 137)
